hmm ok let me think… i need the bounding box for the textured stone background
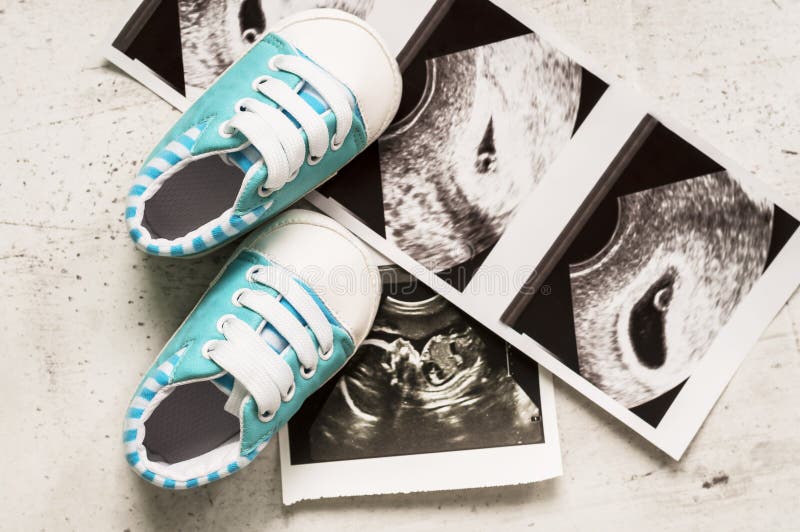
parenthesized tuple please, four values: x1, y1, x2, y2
(1, 0, 799, 529)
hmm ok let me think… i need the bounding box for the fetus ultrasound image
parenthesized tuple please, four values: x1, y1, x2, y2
(319, 0, 608, 290)
(178, 0, 375, 94)
(112, 0, 375, 98)
(511, 122, 799, 427)
(287, 266, 543, 463)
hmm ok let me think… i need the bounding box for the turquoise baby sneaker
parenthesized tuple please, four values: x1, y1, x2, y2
(125, 9, 401, 257)
(122, 209, 381, 488)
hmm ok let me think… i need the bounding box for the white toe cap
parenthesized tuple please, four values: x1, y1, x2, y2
(242, 209, 381, 345)
(274, 9, 402, 144)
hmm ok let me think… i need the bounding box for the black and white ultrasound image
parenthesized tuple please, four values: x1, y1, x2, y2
(287, 266, 543, 464)
(512, 123, 800, 427)
(178, 0, 375, 94)
(319, 0, 608, 290)
(113, 0, 375, 98)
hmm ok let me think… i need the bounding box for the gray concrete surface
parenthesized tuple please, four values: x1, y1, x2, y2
(1, 0, 799, 530)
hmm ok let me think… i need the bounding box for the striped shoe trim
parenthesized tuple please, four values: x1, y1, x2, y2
(125, 124, 274, 257)
(122, 351, 265, 489)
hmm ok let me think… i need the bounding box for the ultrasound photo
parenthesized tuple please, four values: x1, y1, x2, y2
(286, 265, 543, 464)
(178, 0, 375, 97)
(508, 120, 800, 426)
(380, 33, 578, 272)
(108, 0, 432, 108)
(319, 0, 608, 289)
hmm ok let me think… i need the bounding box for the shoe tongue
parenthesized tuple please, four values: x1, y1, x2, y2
(220, 84, 331, 176)
(212, 297, 305, 418)
(259, 322, 289, 352)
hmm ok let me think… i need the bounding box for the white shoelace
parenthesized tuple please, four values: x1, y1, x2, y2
(221, 54, 354, 198)
(203, 264, 334, 421)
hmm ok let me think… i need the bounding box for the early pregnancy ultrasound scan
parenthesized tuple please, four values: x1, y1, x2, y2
(509, 122, 800, 427)
(112, 0, 376, 98)
(287, 265, 543, 464)
(178, 0, 375, 94)
(319, 0, 608, 290)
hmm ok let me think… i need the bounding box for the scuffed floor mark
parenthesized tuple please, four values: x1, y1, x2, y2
(786, 303, 800, 362)
(0, 220, 88, 232)
(702, 474, 729, 489)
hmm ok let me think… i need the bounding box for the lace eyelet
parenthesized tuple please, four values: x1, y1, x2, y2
(259, 410, 276, 423)
(300, 365, 317, 379)
(307, 154, 322, 166)
(251, 75, 271, 91)
(216, 314, 237, 335)
(330, 136, 344, 151)
(257, 186, 273, 198)
(246, 266, 263, 283)
(318, 345, 333, 361)
(282, 383, 296, 403)
(268, 55, 283, 71)
(234, 98, 250, 113)
(201, 341, 217, 360)
(218, 121, 235, 138)
(231, 288, 247, 307)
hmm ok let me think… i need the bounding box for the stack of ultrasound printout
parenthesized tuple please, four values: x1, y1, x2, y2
(105, 0, 800, 503)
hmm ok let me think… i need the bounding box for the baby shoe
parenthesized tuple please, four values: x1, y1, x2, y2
(122, 209, 381, 488)
(125, 9, 401, 257)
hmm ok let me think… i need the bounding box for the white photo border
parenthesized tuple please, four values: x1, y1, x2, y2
(278, 364, 561, 504)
